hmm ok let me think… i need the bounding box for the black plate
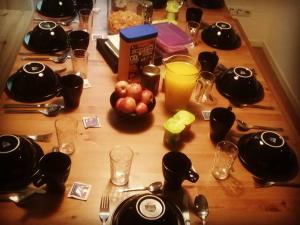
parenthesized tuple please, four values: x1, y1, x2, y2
(0, 136, 44, 191)
(5, 73, 61, 103)
(201, 28, 241, 50)
(216, 74, 264, 105)
(238, 133, 298, 181)
(23, 31, 68, 53)
(112, 194, 185, 225)
(36, 0, 76, 18)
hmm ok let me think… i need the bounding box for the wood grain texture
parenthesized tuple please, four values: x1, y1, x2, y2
(0, 1, 299, 225)
(0, 9, 33, 94)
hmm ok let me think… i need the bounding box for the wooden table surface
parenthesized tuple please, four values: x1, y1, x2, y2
(1, 2, 300, 225)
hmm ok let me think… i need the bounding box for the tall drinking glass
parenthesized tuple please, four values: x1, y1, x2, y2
(163, 55, 199, 112)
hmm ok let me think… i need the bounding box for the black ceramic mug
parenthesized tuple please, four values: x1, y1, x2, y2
(198, 51, 219, 72)
(209, 107, 235, 143)
(68, 30, 90, 50)
(60, 74, 84, 110)
(162, 151, 199, 190)
(32, 152, 71, 192)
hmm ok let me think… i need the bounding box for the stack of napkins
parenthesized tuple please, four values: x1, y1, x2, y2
(105, 34, 120, 58)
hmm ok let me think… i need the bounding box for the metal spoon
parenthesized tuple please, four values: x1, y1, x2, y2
(194, 194, 209, 225)
(236, 119, 284, 132)
(4, 105, 63, 117)
(21, 53, 69, 63)
(119, 181, 163, 193)
(2, 103, 60, 109)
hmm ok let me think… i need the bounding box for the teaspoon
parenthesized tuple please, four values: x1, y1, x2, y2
(236, 119, 284, 132)
(119, 181, 162, 193)
(194, 194, 209, 225)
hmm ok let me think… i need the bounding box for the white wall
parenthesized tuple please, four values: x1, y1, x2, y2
(225, 0, 300, 115)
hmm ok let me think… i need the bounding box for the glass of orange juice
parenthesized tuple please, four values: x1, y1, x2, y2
(163, 55, 199, 112)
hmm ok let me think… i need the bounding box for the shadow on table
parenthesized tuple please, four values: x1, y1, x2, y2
(107, 109, 155, 133)
(216, 175, 245, 196)
(17, 192, 64, 222)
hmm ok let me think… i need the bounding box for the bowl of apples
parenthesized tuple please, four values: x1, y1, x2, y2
(110, 81, 156, 119)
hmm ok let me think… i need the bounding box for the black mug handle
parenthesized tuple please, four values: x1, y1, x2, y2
(32, 170, 46, 187)
(186, 166, 199, 183)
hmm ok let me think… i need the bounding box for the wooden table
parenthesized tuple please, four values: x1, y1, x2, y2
(1, 2, 300, 225)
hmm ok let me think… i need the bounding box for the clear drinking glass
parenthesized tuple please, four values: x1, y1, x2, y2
(186, 21, 201, 46)
(194, 70, 216, 104)
(71, 49, 89, 79)
(79, 8, 94, 32)
(110, 145, 134, 186)
(211, 141, 238, 180)
(55, 118, 78, 155)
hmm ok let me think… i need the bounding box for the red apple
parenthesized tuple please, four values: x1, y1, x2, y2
(140, 89, 153, 105)
(126, 83, 142, 101)
(135, 102, 148, 115)
(116, 96, 136, 113)
(116, 97, 124, 109)
(115, 80, 129, 97)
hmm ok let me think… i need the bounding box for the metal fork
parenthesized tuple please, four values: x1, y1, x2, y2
(99, 195, 110, 225)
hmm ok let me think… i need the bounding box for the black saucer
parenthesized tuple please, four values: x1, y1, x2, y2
(238, 133, 298, 181)
(5, 73, 61, 103)
(23, 31, 68, 53)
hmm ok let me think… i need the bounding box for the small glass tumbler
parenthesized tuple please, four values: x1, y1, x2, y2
(186, 21, 201, 46)
(71, 49, 89, 79)
(110, 145, 134, 186)
(55, 118, 78, 155)
(212, 141, 238, 180)
(79, 8, 93, 32)
(194, 71, 216, 104)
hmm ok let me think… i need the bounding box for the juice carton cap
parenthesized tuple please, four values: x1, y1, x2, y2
(120, 24, 158, 42)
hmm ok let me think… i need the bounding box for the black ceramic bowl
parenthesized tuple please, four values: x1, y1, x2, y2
(5, 62, 61, 102)
(215, 66, 264, 104)
(36, 0, 75, 18)
(112, 194, 185, 225)
(23, 21, 68, 53)
(110, 91, 156, 119)
(0, 134, 44, 190)
(192, 0, 225, 9)
(238, 131, 298, 181)
(201, 21, 241, 50)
